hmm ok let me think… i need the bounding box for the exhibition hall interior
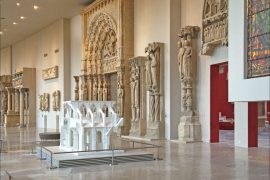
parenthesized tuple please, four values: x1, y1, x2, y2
(0, 0, 269, 179)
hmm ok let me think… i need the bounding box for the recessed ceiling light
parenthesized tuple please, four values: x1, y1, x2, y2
(3, 29, 7, 31)
(20, 16, 26, 20)
(16, 2, 20, 6)
(33, 5, 39, 10)
(13, 22, 18, 25)
(0, 31, 3, 35)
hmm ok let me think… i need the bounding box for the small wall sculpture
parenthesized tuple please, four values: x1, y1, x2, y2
(52, 90, 61, 111)
(42, 66, 59, 80)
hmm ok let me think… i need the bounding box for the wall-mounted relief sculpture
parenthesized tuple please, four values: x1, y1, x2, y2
(52, 90, 61, 111)
(144, 42, 165, 139)
(39, 93, 50, 112)
(202, 0, 228, 55)
(42, 66, 59, 80)
(71, 0, 134, 135)
(177, 26, 201, 143)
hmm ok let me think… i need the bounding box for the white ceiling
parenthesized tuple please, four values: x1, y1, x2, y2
(0, 0, 89, 48)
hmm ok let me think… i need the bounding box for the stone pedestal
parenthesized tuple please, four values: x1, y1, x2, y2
(129, 121, 140, 137)
(5, 114, 20, 127)
(146, 121, 164, 140)
(178, 113, 201, 143)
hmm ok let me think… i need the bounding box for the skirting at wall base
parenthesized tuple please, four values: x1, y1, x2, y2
(178, 115, 202, 143)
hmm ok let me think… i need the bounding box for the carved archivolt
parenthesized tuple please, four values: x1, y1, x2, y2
(202, 0, 228, 55)
(83, 13, 118, 75)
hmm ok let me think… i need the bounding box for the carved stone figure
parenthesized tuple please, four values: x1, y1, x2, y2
(44, 93, 50, 112)
(53, 90, 61, 111)
(178, 36, 192, 80)
(177, 26, 201, 143)
(145, 43, 160, 93)
(102, 76, 108, 101)
(74, 76, 80, 101)
(98, 76, 103, 101)
(130, 63, 140, 122)
(39, 94, 44, 111)
(117, 68, 124, 116)
(92, 77, 98, 101)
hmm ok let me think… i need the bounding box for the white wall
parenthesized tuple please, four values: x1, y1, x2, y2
(0, 46, 12, 75)
(70, 15, 83, 100)
(181, 0, 228, 142)
(228, 0, 270, 102)
(11, 19, 71, 130)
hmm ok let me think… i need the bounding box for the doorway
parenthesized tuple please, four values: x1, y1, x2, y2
(210, 62, 234, 144)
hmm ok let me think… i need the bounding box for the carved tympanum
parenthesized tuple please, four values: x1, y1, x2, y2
(202, 0, 228, 55)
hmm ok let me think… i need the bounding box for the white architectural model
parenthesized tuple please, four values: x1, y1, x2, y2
(61, 101, 123, 151)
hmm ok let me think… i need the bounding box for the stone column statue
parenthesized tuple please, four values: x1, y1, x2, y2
(102, 76, 108, 101)
(130, 63, 140, 122)
(177, 26, 201, 143)
(6, 87, 12, 114)
(19, 88, 26, 127)
(15, 89, 20, 113)
(144, 42, 164, 139)
(74, 76, 80, 101)
(92, 76, 98, 101)
(97, 75, 103, 101)
(117, 67, 124, 116)
(88, 75, 93, 101)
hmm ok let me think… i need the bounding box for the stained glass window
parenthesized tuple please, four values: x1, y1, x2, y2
(247, 0, 270, 78)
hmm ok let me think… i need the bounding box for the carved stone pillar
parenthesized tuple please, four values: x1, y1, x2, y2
(81, 75, 88, 101)
(102, 75, 108, 101)
(11, 88, 15, 112)
(15, 89, 20, 113)
(116, 67, 125, 117)
(97, 75, 103, 101)
(19, 88, 26, 127)
(92, 76, 98, 101)
(74, 76, 79, 101)
(6, 87, 12, 114)
(129, 57, 147, 137)
(177, 26, 201, 143)
(144, 42, 165, 139)
(88, 75, 93, 101)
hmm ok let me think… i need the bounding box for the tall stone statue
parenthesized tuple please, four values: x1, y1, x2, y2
(145, 43, 160, 93)
(130, 63, 140, 122)
(177, 26, 201, 143)
(102, 76, 108, 101)
(92, 76, 98, 101)
(178, 36, 192, 80)
(74, 76, 79, 101)
(117, 67, 124, 116)
(53, 90, 61, 111)
(97, 76, 103, 101)
(144, 42, 164, 139)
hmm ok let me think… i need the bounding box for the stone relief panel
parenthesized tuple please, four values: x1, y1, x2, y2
(39, 93, 50, 112)
(202, 0, 228, 55)
(42, 66, 59, 80)
(52, 90, 61, 112)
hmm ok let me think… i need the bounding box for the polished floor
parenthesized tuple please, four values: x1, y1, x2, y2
(0, 127, 270, 180)
(219, 125, 270, 148)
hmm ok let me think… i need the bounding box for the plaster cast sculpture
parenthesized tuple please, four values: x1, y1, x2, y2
(74, 0, 134, 135)
(74, 76, 80, 101)
(42, 66, 59, 80)
(202, 0, 228, 55)
(52, 90, 61, 111)
(0, 75, 12, 126)
(39, 93, 50, 112)
(128, 57, 147, 137)
(61, 101, 123, 151)
(4, 68, 36, 127)
(177, 26, 202, 143)
(144, 42, 164, 139)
